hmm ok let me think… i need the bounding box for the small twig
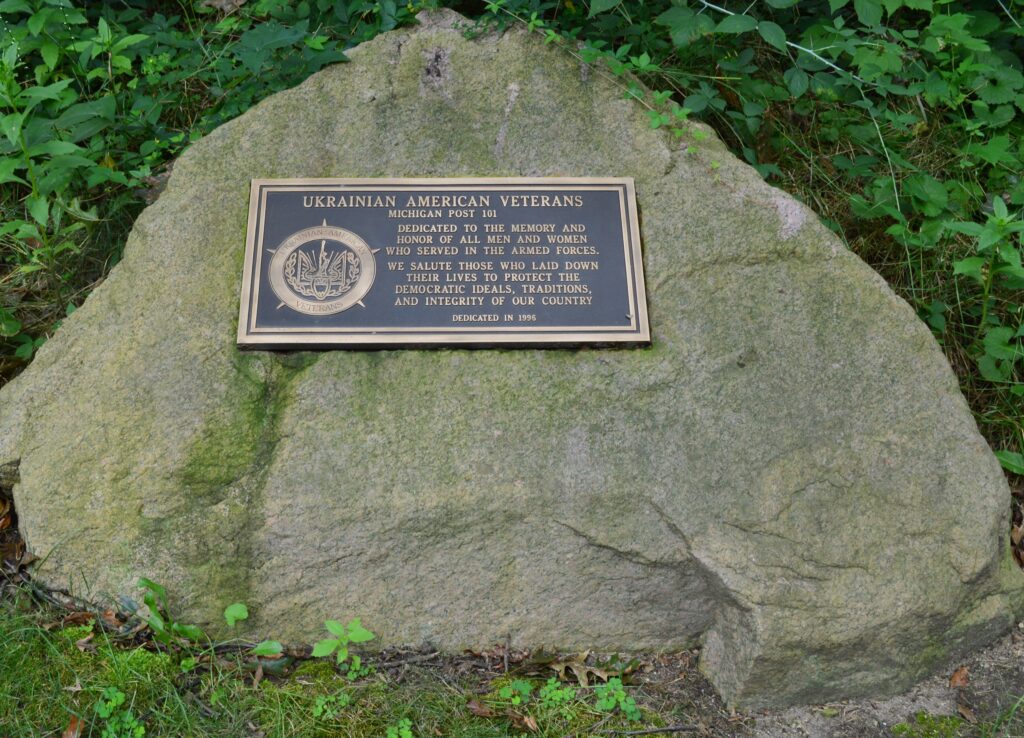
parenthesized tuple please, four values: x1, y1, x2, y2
(596, 726, 697, 736)
(379, 651, 440, 668)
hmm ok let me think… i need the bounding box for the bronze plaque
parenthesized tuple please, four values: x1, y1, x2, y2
(237, 178, 649, 348)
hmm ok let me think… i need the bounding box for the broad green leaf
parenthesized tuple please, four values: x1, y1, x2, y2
(1, 112, 25, 145)
(111, 34, 149, 53)
(964, 135, 1014, 166)
(952, 256, 986, 283)
(588, 0, 621, 17)
(312, 638, 339, 657)
(757, 21, 787, 51)
(993, 196, 1008, 220)
(335, 644, 349, 664)
(325, 619, 346, 637)
(0, 0, 32, 13)
(0, 158, 27, 186)
(903, 174, 947, 216)
(655, 6, 713, 47)
(828, 0, 850, 11)
(715, 14, 757, 34)
(784, 67, 809, 97)
(26, 195, 48, 226)
(996, 451, 1024, 475)
(0, 310, 21, 337)
(252, 640, 284, 657)
(97, 17, 111, 44)
(40, 40, 59, 70)
(27, 139, 82, 157)
(347, 619, 375, 644)
(17, 79, 74, 112)
(853, 0, 882, 25)
(977, 354, 1009, 383)
(171, 622, 207, 642)
(224, 602, 249, 627)
(19, 78, 74, 104)
(973, 66, 1024, 105)
(2, 44, 16, 70)
(137, 577, 168, 610)
(945, 221, 983, 238)
(983, 327, 1019, 361)
(923, 71, 950, 102)
(145, 608, 166, 634)
(54, 96, 115, 142)
(13, 335, 37, 361)
(27, 8, 51, 35)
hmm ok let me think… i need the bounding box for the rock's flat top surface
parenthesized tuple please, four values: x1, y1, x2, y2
(0, 9, 1019, 709)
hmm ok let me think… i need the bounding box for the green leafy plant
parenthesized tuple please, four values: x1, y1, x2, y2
(135, 578, 206, 646)
(947, 197, 1024, 390)
(0, 0, 421, 379)
(497, 678, 534, 706)
(312, 690, 351, 720)
(594, 677, 640, 722)
(311, 617, 375, 674)
(385, 717, 414, 738)
(251, 639, 284, 657)
(537, 676, 577, 719)
(223, 602, 249, 627)
(93, 686, 145, 738)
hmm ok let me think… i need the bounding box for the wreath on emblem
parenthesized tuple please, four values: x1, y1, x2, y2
(283, 240, 361, 301)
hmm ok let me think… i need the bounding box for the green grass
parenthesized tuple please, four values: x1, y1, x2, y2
(0, 595, 671, 737)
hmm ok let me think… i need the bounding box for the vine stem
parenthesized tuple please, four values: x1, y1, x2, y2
(693, 0, 867, 84)
(995, 0, 1021, 28)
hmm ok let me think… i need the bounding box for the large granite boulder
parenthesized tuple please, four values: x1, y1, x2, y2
(0, 9, 1019, 708)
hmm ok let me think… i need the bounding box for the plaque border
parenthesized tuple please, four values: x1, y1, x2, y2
(238, 177, 650, 348)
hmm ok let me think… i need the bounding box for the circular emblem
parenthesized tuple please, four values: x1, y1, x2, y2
(268, 225, 376, 315)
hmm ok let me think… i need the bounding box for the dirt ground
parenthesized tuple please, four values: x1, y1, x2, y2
(622, 627, 1024, 737)
(751, 628, 1024, 737)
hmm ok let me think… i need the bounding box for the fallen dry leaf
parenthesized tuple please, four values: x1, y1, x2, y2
(64, 611, 95, 626)
(949, 665, 970, 688)
(552, 659, 609, 687)
(64, 679, 83, 693)
(957, 702, 977, 723)
(44, 612, 95, 630)
(75, 634, 95, 653)
(99, 609, 128, 631)
(507, 710, 538, 732)
(61, 715, 84, 738)
(0, 538, 24, 567)
(467, 699, 498, 718)
(1013, 525, 1023, 546)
